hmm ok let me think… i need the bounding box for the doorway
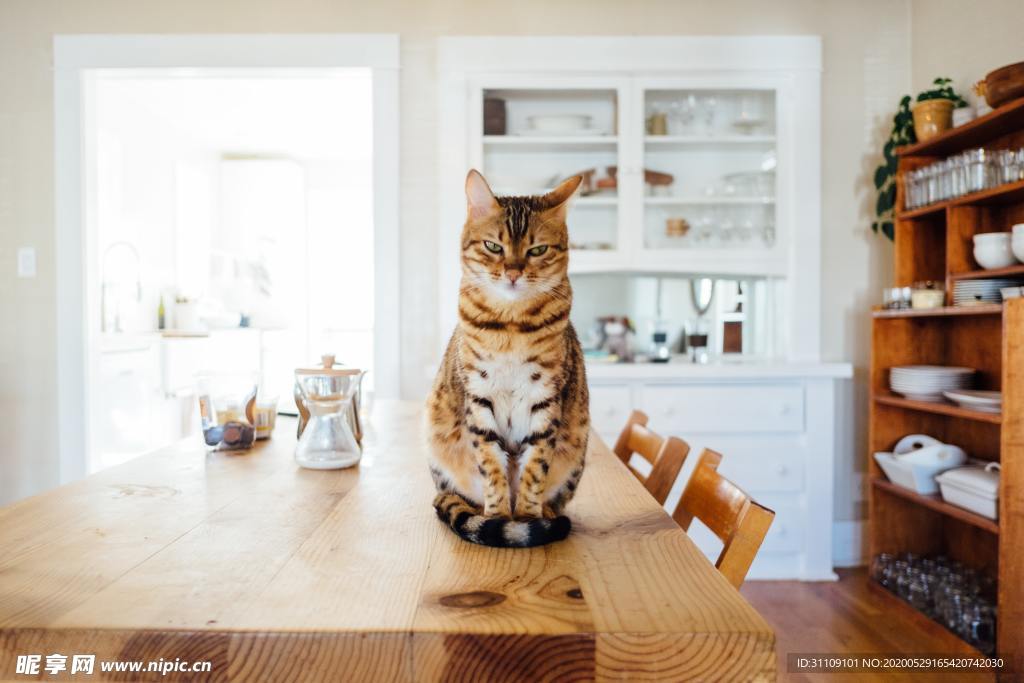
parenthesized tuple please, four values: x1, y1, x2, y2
(55, 35, 399, 478)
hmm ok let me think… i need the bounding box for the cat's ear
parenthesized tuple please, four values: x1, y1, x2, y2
(541, 175, 582, 221)
(465, 169, 500, 220)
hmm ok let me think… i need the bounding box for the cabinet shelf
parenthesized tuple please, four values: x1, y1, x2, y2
(951, 265, 1024, 281)
(644, 196, 774, 206)
(871, 304, 1002, 318)
(897, 179, 1024, 220)
(873, 392, 1002, 424)
(866, 580, 989, 658)
(483, 135, 617, 151)
(897, 97, 1024, 158)
(872, 477, 999, 535)
(644, 135, 776, 148)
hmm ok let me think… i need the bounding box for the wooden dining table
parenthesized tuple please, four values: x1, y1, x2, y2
(0, 401, 775, 682)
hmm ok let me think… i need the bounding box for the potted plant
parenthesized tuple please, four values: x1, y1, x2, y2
(912, 77, 968, 141)
(872, 79, 969, 240)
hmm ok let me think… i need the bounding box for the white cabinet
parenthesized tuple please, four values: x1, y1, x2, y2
(589, 369, 845, 581)
(637, 383, 804, 433)
(588, 384, 633, 442)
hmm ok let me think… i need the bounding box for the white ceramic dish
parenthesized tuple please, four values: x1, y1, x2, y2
(893, 434, 942, 452)
(1013, 237, 1024, 263)
(974, 243, 1018, 269)
(1001, 286, 1024, 299)
(936, 463, 1000, 520)
(942, 389, 1002, 412)
(911, 289, 945, 309)
(874, 451, 959, 495)
(896, 444, 966, 468)
(890, 366, 974, 401)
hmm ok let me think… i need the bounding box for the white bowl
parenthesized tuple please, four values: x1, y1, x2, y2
(974, 243, 1018, 269)
(1013, 238, 1024, 263)
(974, 232, 1011, 244)
(1012, 223, 1024, 238)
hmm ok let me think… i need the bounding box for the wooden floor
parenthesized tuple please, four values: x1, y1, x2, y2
(741, 569, 995, 682)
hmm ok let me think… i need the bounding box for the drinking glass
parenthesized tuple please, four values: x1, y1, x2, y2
(871, 554, 894, 585)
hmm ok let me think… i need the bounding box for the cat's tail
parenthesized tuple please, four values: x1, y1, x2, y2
(433, 492, 571, 548)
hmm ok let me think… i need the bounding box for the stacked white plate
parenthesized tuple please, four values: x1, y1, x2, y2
(942, 389, 1002, 413)
(890, 365, 975, 402)
(953, 278, 1019, 306)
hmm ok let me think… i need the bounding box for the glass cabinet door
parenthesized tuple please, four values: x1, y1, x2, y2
(638, 85, 779, 266)
(472, 81, 625, 269)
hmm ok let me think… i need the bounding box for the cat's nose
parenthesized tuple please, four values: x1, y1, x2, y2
(506, 269, 522, 284)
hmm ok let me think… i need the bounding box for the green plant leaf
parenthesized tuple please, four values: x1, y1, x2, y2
(881, 221, 895, 241)
(877, 184, 896, 214)
(883, 141, 896, 165)
(874, 165, 889, 189)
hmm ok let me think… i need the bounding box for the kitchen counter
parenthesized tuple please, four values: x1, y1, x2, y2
(0, 402, 774, 681)
(585, 358, 852, 380)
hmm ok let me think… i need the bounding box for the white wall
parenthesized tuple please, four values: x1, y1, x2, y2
(0, 0, 914, 517)
(911, 0, 1022, 109)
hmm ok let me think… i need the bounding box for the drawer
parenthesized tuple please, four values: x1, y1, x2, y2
(690, 436, 805, 494)
(758, 504, 803, 555)
(638, 383, 804, 434)
(588, 384, 632, 438)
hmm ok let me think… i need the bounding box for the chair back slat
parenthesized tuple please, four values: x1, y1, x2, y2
(672, 448, 775, 588)
(612, 410, 690, 506)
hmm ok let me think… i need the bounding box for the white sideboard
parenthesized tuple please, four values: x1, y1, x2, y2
(588, 362, 851, 581)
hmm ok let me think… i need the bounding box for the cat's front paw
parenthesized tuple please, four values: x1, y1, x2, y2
(484, 500, 512, 519)
(513, 502, 543, 520)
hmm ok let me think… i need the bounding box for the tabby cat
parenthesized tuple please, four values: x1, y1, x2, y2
(426, 170, 590, 547)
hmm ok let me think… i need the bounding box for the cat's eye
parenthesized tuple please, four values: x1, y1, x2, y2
(527, 245, 548, 257)
(483, 240, 503, 254)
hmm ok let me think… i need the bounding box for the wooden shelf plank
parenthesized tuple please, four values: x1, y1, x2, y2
(873, 392, 1002, 424)
(866, 580, 988, 658)
(897, 97, 1024, 158)
(897, 179, 1024, 220)
(951, 264, 1024, 281)
(872, 477, 1000, 534)
(872, 304, 1003, 318)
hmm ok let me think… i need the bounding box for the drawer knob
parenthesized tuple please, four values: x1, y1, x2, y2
(779, 404, 791, 416)
(605, 406, 616, 416)
(776, 465, 789, 476)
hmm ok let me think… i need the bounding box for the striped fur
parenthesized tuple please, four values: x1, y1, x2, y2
(426, 170, 589, 548)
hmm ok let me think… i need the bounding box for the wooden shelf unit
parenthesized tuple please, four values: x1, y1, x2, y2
(871, 99, 1024, 675)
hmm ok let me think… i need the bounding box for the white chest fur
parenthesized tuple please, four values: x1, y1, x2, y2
(466, 352, 550, 452)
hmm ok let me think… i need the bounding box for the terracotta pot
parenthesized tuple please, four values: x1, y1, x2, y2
(912, 99, 954, 142)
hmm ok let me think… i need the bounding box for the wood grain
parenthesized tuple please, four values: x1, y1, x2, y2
(0, 401, 773, 682)
(743, 569, 994, 683)
(1000, 298, 1024, 678)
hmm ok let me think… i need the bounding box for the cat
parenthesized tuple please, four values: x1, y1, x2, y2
(426, 169, 590, 547)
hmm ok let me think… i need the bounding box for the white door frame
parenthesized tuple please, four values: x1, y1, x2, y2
(54, 34, 401, 483)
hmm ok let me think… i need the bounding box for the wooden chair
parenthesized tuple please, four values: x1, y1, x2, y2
(672, 448, 775, 588)
(612, 410, 690, 505)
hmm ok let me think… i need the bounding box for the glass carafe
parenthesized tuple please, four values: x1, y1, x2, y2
(294, 368, 364, 470)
